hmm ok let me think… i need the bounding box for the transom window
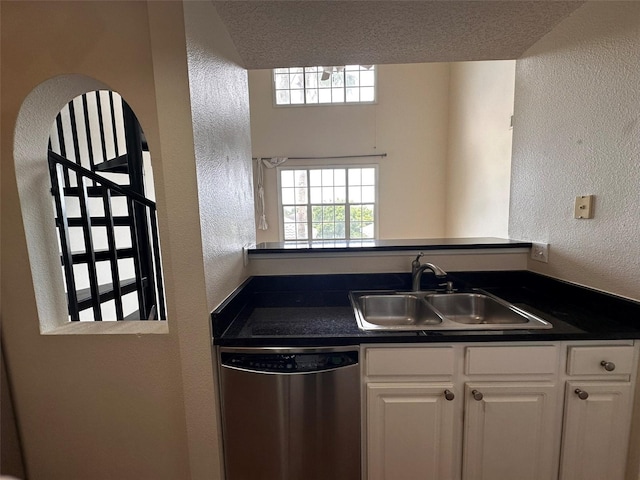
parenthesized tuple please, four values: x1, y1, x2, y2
(273, 65, 376, 106)
(278, 166, 377, 241)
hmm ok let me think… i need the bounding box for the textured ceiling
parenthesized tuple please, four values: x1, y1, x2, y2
(213, 1, 585, 69)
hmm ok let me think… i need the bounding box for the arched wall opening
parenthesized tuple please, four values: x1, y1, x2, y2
(14, 74, 168, 334)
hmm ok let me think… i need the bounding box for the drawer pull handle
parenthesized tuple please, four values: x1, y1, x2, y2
(575, 388, 589, 400)
(471, 389, 483, 401)
(444, 390, 455, 401)
(601, 360, 616, 372)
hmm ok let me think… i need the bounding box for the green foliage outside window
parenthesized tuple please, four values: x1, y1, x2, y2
(310, 204, 374, 240)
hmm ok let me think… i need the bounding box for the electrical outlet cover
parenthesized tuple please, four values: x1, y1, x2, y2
(531, 243, 549, 263)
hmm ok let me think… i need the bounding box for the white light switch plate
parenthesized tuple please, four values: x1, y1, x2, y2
(574, 195, 594, 219)
(531, 243, 549, 263)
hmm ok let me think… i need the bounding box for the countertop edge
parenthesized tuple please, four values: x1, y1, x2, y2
(214, 331, 640, 347)
(248, 237, 532, 255)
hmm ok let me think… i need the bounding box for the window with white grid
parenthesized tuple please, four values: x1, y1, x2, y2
(279, 166, 377, 241)
(273, 65, 376, 106)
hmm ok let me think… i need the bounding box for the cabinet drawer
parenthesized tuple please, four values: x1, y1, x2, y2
(567, 346, 635, 375)
(466, 346, 558, 375)
(366, 347, 455, 377)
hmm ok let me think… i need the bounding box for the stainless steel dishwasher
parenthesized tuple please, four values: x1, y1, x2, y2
(219, 346, 361, 480)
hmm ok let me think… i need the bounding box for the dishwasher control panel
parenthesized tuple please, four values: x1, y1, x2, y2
(221, 351, 358, 373)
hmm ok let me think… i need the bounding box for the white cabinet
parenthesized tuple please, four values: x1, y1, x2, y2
(362, 342, 638, 480)
(462, 383, 559, 480)
(559, 382, 632, 480)
(364, 346, 459, 480)
(566, 345, 635, 376)
(363, 344, 561, 480)
(559, 344, 637, 480)
(461, 345, 561, 480)
(367, 383, 456, 480)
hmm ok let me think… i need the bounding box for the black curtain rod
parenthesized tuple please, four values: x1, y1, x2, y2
(253, 153, 387, 160)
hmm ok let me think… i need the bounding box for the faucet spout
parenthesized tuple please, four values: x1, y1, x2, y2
(411, 253, 447, 291)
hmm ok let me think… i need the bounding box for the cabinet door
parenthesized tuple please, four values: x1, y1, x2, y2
(559, 381, 633, 480)
(367, 383, 458, 480)
(462, 382, 559, 480)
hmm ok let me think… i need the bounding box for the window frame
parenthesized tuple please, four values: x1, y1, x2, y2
(272, 65, 377, 107)
(276, 164, 379, 242)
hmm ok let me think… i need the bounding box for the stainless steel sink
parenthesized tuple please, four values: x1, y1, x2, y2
(357, 294, 443, 329)
(424, 293, 530, 325)
(350, 290, 552, 331)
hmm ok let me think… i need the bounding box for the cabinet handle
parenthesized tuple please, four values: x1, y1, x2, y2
(444, 389, 455, 401)
(574, 388, 589, 400)
(471, 389, 483, 401)
(601, 360, 616, 372)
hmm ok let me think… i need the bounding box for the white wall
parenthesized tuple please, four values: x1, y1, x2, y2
(183, 2, 255, 478)
(249, 250, 529, 276)
(185, 2, 255, 310)
(249, 63, 451, 243)
(510, 1, 640, 301)
(446, 61, 515, 238)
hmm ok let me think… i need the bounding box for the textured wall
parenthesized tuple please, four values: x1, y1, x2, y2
(446, 60, 515, 238)
(185, 2, 255, 310)
(249, 63, 450, 243)
(510, 2, 640, 301)
(182, 2, 255, 478)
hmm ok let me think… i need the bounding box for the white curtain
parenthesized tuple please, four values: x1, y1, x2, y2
(256, 157, 288, 230)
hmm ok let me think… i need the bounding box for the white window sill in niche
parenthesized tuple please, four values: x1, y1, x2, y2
(42, 321, 169, 336)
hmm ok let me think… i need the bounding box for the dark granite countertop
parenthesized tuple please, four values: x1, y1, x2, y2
(249, 237, 531, 255)
(212, 271, 640, 347)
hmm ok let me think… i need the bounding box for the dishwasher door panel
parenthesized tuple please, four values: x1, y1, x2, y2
(221, 361, 361, 480)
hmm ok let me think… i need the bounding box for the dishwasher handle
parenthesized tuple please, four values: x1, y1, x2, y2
(220, 350, 358, 374)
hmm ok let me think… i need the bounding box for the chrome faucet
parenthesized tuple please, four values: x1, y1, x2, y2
(411, 252, 447, 292)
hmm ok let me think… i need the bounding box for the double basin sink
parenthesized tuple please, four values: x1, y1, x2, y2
(349, 289, 552, 331)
